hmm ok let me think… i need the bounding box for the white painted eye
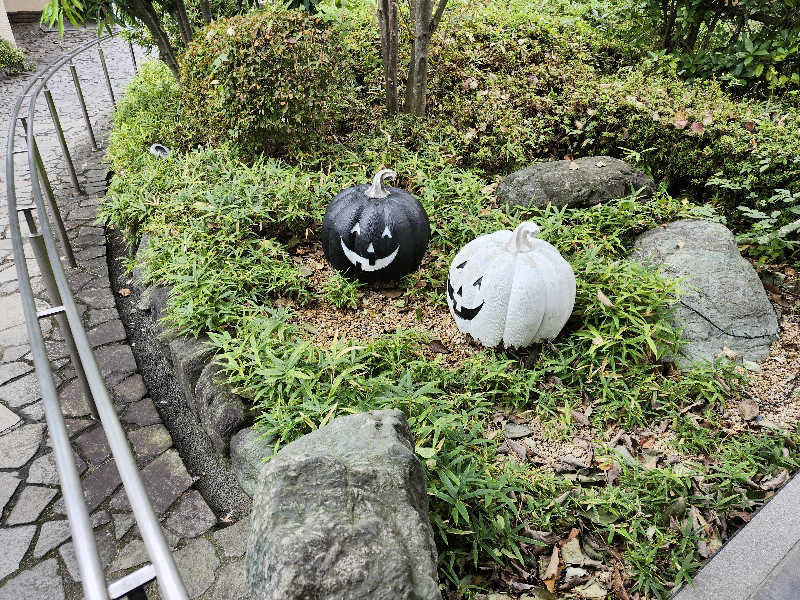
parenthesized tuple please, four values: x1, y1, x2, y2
(382, 225, 392, 239)
(366, 242, 375, 253)
(350, 223, 361, 235)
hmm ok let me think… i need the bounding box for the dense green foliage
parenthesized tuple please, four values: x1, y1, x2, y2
(174, 1, 800, 261)
(179, 8, 361, 156)
(104, 0, 800, 594)
(0, 39, 33, 76)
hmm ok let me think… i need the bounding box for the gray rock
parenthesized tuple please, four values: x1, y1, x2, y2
(0, 423, 45, 468)
(6, 485, 58, 524)
(80, 459, 122, 512)
(59, 378, 92, 417)
(633, 220, 779, 365)
(34, 520, 72, 558)
(168, 336, 215, 417)
(28, 451, 86, 485)
(110, 538, 148, 573)
(59, 526, 117, 582)
(2, 345, 29, 363)
(0, 558, 64, 600)
(174, 537, 220, 598)
(0, 373, 41, 408)
(74, 425, 111, 465)
(164, 490, 216, 538)
(0, 473, 21, 513)
(114, 374, 148, 404)
(504, 422, 533, 439)
(245, 409, 441, 600)
(195, 362, 248, 455)
(0, 525, 36, 579)
(497, 156, 654, 208)
(109, 449, 193, 515)
(87, 319, 127, 348)
(112, 512, 135, 540)
(149, 285, 171, 328)
(230, 427, 273, 498)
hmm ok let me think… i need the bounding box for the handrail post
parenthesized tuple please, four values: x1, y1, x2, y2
(128, 39, 137, 73)
(97, 45, 117, 108)
(69, 61, 99, 151)
(19, 117, 77, 267)
(20, 209, 98, 420)
(43, 85, 84, 195)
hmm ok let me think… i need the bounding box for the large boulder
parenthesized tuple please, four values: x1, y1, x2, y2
(496, 156, 655, 208)
(230, 427, 274, 498)
(245, 409, 441, 600)
(633, 219, 779, 365)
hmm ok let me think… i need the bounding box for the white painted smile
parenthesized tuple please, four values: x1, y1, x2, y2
(340, 237, 400, 272)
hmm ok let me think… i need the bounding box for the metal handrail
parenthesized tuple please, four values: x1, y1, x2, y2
(5, 34, 189, 600)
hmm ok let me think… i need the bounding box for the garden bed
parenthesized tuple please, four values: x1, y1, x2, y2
(99, 1, 800, 596)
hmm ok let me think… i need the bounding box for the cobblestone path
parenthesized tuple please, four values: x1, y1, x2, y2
(1, 24, 249, 599)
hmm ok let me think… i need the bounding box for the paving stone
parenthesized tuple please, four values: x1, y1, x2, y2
(110, 450, 193, 515)
(212, 560, 251, 600)
(66, 270, 95, 290)
(0, 524, 36, 579)
(173, 537, 220, 599)
(17, 400, 44, 421)
(109, 538, 148, 573)
(129, 424, 172, 460)
(59, 525, 117, 582)
(0, 361, 32, 386)
(80, 459, 122, 512)
(64, 418, 93, 437)
(2, 345, 29, 362)
(164, 490, 216, 539)
(112, 512, 135, 540)
(74, 425, 111, 465)
(213, 517, 249, 559)
(58, 378, 92, 417)
(113, 373, 147, 403)
(88, 319, 126, 348)
(0, 295, 26, 329)
(33, 519, 72, 558)
(0, 373, 40, 409)
(0, 403, 20, 433)
(87, 308, 118, 327)
(0, 472, 21, 514)
(0, 423, 45, 468)
(76, 289, 116, 309)
(0, 558, 64, 600)
(121, 398, 160, 426)
(6, 485, 58, 524)
(97, 344, 137, 378)
(0, 320, 51, 346)
(28, 451, 87, 485)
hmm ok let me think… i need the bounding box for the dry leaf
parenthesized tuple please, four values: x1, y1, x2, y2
(595, 160, 607, 168)
(569, 161, 580, 171)
(674, 111, 689, 129)
(739, 398, 759, 421)
(429, 340, 451, 354)
(592, 336, 603, 346)
(761, 469, 789, 491)
(597, 290, 614, 308)
(702, 112, 714, 126)
(543, 546, 560, 592)
(380, 288, 403, 299)
(689, 121, 705, 135)
(744, 121, 755, 132)
(118, 288, 131, 297)
(481, 182, 498, 196)
(564, 154, 574, 161)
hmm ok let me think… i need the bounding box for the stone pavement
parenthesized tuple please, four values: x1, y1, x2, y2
(1, 24, 250, 599)
(673, 472, 800, 600)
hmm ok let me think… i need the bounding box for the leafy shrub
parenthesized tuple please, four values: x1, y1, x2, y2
(179, 6, 362, 159)
(0, 39, 33, 76)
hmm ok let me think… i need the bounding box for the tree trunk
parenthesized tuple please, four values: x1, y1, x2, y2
(173, 0, 194, 46)
(377, 0, 399, 113)
(200, 0, 212, 23)
(128, 0, 179, 75)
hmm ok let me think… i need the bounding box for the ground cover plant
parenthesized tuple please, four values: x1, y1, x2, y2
(0, 39, 33, 76)
(103, 1, 800, 596)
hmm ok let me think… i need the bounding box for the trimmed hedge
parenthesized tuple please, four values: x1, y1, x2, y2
(179, 7, 362, 158)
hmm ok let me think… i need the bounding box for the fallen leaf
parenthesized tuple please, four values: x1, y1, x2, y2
(429, 340, 451, 354)
(702, 112, 713, 126)
(542, 546, 560, 592)
(569, 161, 580, 171)
(744, 121, 755, 132)
(592, 336, 603, 346)
(739, 398, 759, 421)
(761, 469, 789, 491)
(689, 121, 705, 135)
(118, 288, 131, 297)
(718, 346, 738, 361)
(481, 182, 498, 196)
(564, 154, 574, 161)
(595, 160, 607, 168)
(380, 288, 403, 299)
(597, 290, 614, 308)
(674, 111, 689, 129)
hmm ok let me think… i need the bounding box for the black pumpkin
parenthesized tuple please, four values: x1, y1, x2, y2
(321, 169, 430, 283)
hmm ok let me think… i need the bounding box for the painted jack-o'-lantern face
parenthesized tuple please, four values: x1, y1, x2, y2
(322, 170, 431, 283)
(446, 222, 576, 349)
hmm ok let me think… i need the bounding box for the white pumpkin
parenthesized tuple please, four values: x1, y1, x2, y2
(446, 222, 576, 348)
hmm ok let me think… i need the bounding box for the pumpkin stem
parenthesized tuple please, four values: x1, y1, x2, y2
(366, 169, 397, 199)
(509, 222, 541, 253)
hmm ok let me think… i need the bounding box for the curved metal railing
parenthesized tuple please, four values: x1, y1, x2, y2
(5, 34, 188, 600)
